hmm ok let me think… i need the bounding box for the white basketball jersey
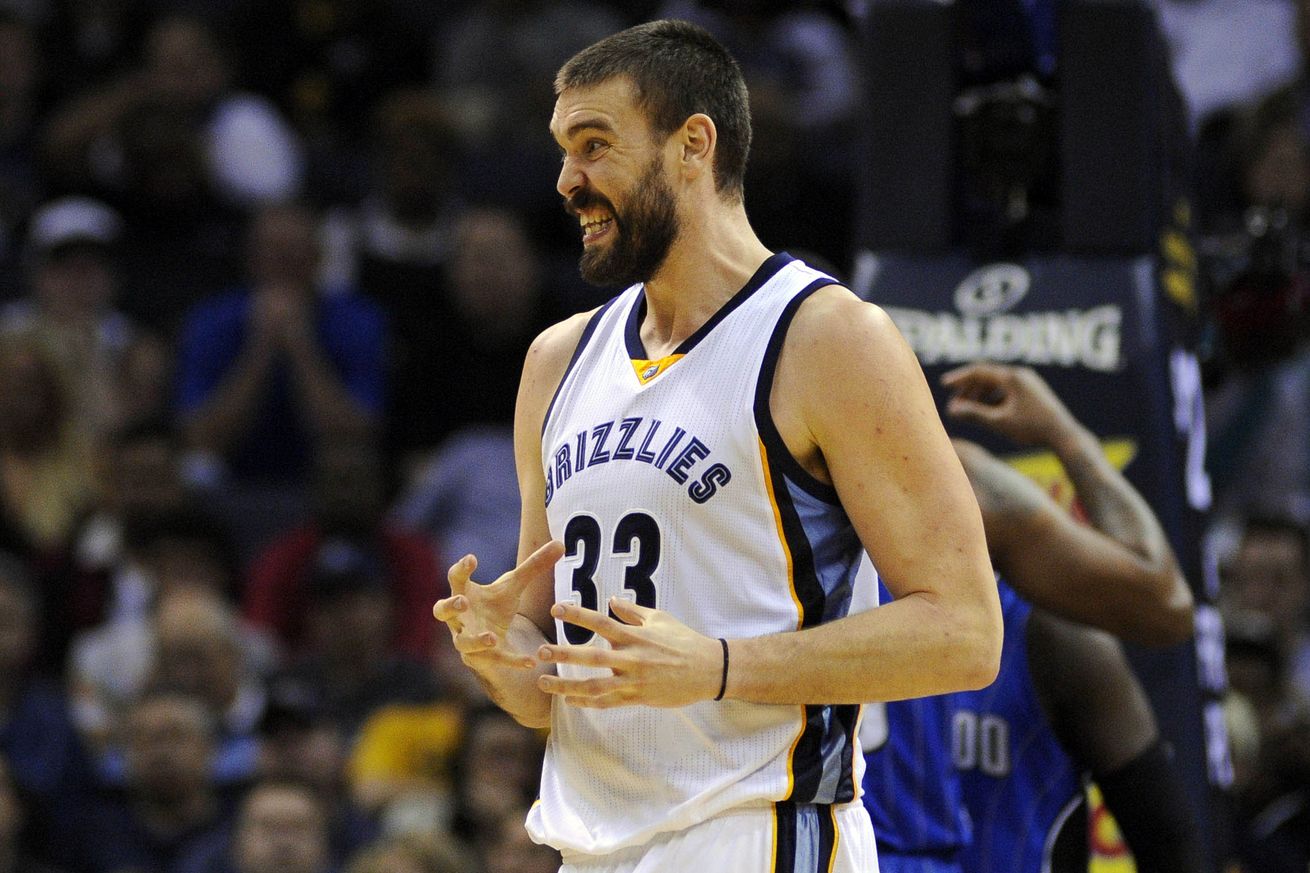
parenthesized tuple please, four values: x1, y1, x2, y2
(527, 254, 871, 855)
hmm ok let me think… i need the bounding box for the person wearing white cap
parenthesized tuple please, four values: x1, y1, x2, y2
(2, 197, 169, 440)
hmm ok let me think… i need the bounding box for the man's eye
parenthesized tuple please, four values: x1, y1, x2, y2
(586, 140, 607, 155)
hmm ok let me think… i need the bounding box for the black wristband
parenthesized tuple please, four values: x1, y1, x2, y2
(714, 638, 729, 701)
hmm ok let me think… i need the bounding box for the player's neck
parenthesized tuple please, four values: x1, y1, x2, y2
(639, 202, 772, 357)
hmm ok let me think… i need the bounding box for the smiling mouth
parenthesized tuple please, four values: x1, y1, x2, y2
(580, 216, 615, 245)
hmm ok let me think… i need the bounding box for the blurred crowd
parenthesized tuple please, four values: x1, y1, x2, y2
(0, 0, 1305, 871)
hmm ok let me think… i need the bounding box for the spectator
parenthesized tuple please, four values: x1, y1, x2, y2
(244, 436, 441, 661)
(66, 507, 275, 757)
(0, 552, 89, 860)
(446, 706, 546, 861)
(386, 206, 562, 456)
(255, 677, 378, 858)
(146, 590, 269, 786)
(655, 0, 861, 266)
(342, 832, 470, 873)
(182, 780, 336, 873)
(42, 13, 303, 208)
(481, 806, 560, 873)
(64, 419, 189, 633)
(68, 690, 233, 873)
(3, 196, 169, 441)
(320, 89, 462, 288)
(434, 0, 625, 247)
(225, 0, 432, 203)
(0, 752, 70, 873)
(270, 543, 444, 742)
(39, 14, 304, 332)
(176, 202, 385, 490)
(346, 692, 463, 826)
(392, 427, 518, 584)
(0, 332, 95, 554)
(1221, 515, 1310, 703)
(1152, 0, 1300, 128)
(318, 89, 463, 461)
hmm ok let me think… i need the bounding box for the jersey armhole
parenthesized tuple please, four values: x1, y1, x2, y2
(753, 278, 843, 505)
(540, 296, 621, 437)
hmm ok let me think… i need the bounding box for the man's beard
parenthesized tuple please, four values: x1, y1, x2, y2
(569, 159, 679, 289)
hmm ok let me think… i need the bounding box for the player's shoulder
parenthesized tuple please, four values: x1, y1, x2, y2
(525, 308, 600, 375)
(518, 307, 605, 423)
(786, 283, 902, 358)
(778, 282, 917, 403)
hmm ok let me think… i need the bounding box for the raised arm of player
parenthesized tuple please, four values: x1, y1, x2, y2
(944, 363, 1194, 646)
(536, 288, 1003, 708)
(431, 312, 594, 728)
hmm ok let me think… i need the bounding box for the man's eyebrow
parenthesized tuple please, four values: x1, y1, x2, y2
(563, 118, 616, 141)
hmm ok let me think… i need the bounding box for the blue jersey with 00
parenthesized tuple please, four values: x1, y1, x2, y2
(955, 579, 1084, 873)
(862, 580, 970, 858)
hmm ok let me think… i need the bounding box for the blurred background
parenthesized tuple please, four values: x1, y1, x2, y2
(0, 0, 1304, 871)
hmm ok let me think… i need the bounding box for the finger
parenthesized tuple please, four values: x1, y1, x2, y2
(551, 603, 638, 644)
(462, 646, 537, 670)
(941, 364, 1010, 401)
(607, 596, 654, 625)
(451, 629, 499, 655)
(537, 643, 629, 670)
(432, 594, 468, 623)
(944, 396, 1007, 427)
(451, 630, 536, 668)
(446, 554, 477, 596)
(538, 673, 622, 698)
(560, 692, 634, 709)
(499, 540, 566, 596)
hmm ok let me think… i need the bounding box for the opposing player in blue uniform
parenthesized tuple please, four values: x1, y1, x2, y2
(948, 364, 1204, 873)
(862, 363, 1202, 872)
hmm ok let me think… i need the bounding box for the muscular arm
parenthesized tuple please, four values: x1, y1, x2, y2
(726, 290, 1002, 703)
(953, 434, 1193, 646)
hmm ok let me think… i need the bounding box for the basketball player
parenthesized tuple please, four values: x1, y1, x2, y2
(862, 362, 1199, 873)
(934, 363, 1202, 872)
(432, 20, 1002, 873)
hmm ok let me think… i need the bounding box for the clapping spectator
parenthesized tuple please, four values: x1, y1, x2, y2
(176, 203, 385, 491)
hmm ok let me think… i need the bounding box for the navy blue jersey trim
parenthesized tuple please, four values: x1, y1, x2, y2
(541, 297, 620, 437)
(817, 805, 837, 872)
(623, 251, 795, 360)
(774, 802, 797, 873)
(833, 704, 861, 803)
(754, 278, 842, 504)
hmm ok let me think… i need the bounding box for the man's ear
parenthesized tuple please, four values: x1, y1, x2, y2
(678, 113, 717, 182)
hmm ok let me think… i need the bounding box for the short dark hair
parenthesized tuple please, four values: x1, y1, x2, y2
(555, 19, 752, 198)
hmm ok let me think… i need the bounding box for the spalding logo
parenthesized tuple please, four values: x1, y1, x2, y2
(954, 263, 1031, 316)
